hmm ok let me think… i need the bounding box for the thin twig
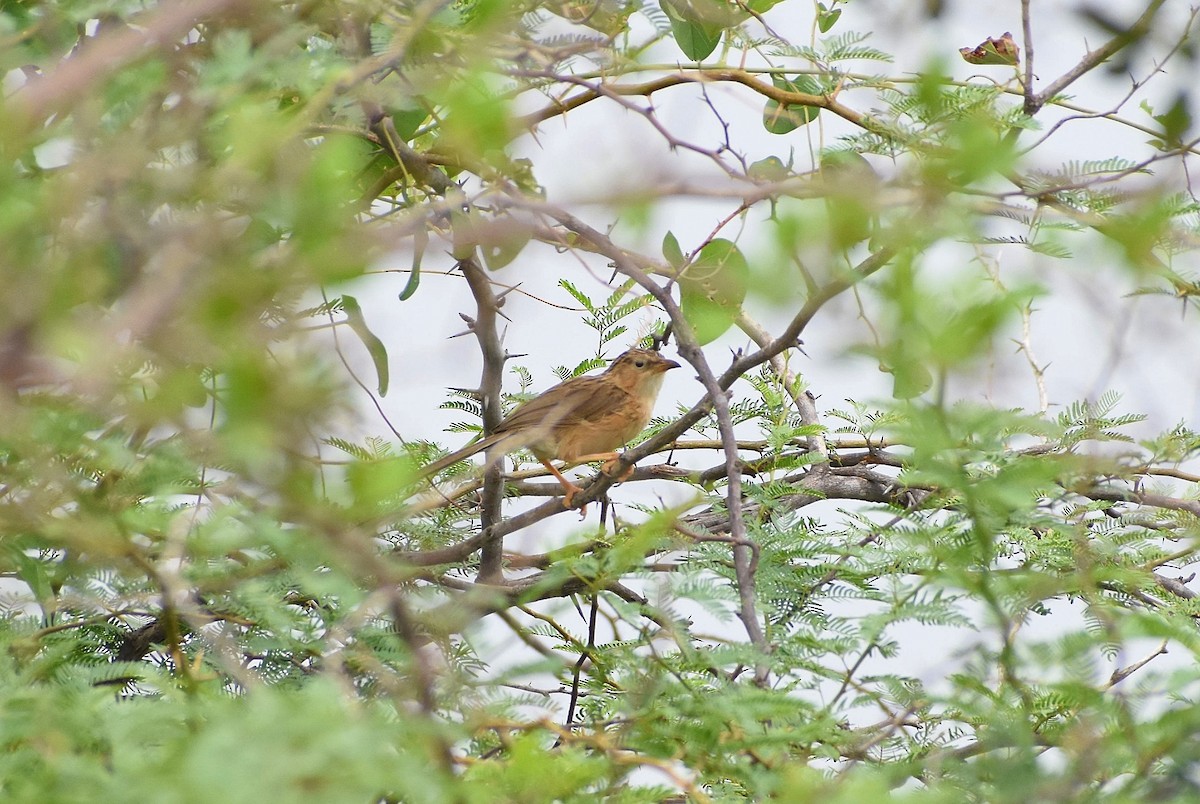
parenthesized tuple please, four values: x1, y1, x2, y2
(1020, 0, 1036, 115)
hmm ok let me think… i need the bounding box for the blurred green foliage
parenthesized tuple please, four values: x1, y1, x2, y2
(0, 1, 1197, 801)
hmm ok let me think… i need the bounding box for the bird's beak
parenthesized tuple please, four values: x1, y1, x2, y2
(661, 359, 681, 371)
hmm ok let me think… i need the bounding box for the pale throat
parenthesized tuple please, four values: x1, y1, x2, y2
(640, 371, 666, 398)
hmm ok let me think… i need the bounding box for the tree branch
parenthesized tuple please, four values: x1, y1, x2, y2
(1028, 0, 1168, 114)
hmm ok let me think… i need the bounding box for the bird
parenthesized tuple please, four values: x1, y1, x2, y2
(422, 348, 680, 507)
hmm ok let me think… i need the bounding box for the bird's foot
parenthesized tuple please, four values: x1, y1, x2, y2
(562, 482, 588, 517)
(600, 456, 634, 481)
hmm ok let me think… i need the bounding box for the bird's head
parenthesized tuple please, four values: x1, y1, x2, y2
(605, 348, 680, 395)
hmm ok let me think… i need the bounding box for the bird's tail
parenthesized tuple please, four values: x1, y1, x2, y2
(419, 431, 512, 479)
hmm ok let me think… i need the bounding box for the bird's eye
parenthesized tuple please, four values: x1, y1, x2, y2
(634, 360, 645, 368)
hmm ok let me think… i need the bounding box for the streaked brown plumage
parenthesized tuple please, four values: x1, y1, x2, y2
(423, 348, 680, 506)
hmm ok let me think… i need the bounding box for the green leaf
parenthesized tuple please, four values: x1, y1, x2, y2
(679, 238, 749, 345)
(399, 226, 426, 301)
(821, 150, 878, 249)
(346, 456, 416, 512)
(1148, 92, 1191, 151)
(662, 230, 685, 268)
(450, 207, 480, 260)
(481, 223, 530, 270)
(341, 295, 390, 397)
(451, 210, 530, 270)
(398, 267, 420, 300)
(391, 105, 430, 141)
(439, 73, 512, 156)
(288, 136, 371, 281)
(748, 156, 790, 181)
(546, 0, 635, 35)
(817, 3, 841, 32)
(660, 0, 724, 61)
(10, 545, 54, 607)
(879, 357, 934, 399)
(763, 75, 822, 135)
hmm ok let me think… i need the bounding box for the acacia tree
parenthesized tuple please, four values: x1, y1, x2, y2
(3, 0, 1200, 800)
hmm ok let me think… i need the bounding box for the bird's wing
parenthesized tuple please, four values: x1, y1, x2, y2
(496, 375, 629, 434)
(422, 375, 632, 477)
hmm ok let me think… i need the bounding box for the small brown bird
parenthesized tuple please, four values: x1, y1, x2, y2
(423, 348, 680, 506)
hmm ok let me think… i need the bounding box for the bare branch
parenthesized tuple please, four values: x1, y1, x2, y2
(1028, 0, 1169, 113)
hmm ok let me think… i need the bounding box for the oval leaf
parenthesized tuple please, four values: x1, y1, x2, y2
(392, 106, 429, 141)
(880, 359, 934, 399)
(482, 225, 530, 270)
(821, 150, 878, 248)
(748, 155, 790, 182)
(662, 230, 685, 268)
(763, 75, 822, 135)
(660, 0, 723, 61)
(679, 239, 749, 345)
(450, 208, 477, 260)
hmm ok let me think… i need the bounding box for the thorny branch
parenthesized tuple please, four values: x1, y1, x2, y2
(457, 257, 509, 583)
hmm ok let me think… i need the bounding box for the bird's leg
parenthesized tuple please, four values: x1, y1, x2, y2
(538, 458, 587, 510)
(541, 452, 634, 513)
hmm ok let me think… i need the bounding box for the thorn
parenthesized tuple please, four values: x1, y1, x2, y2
(495, 284, 521, 301)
